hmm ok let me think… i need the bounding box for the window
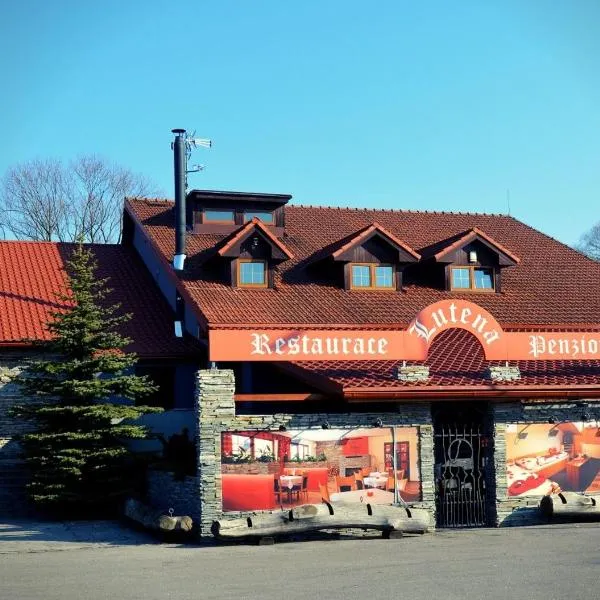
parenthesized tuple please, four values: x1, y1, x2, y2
(450, 266, 494, 291)
(290, 443, 310, 460)
(204, 209, 234, 223)
(244, 211, 274, 224)
(238, 259, 267, 287)
(350, 264, 395, 289)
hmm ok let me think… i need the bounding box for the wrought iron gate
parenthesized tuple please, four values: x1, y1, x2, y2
(434, 425, 488, 528)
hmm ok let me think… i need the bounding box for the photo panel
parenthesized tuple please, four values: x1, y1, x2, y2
(505, 421, 600, 497)
(220, 426, 421, 512)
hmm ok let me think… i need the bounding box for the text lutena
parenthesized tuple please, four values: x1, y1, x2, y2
(250, 333, 389, 357)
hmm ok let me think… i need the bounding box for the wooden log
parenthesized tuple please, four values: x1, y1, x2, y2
(540, 492, 600, 519)
(124, 498, 194, 532)
(212, 502, 431, 539)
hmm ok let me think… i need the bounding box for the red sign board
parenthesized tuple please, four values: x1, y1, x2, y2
(209, 300, 600, 362)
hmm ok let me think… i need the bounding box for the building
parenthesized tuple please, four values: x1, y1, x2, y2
(120, 185, 600, 535)
(2, 140, 600, 532)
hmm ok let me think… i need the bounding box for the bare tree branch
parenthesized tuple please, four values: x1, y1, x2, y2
(1, 156, 161, 243)
(576, 222, 600, 261)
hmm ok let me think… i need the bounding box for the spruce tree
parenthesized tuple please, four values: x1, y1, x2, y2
(13, 244, 161, 515)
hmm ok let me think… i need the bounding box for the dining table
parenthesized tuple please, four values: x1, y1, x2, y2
(329, 488, 395, 505)
(363, 472, 389, 489)
(279, 475, 303, 502)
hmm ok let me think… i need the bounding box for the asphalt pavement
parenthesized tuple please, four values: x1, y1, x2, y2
(1, 519, 599, 600)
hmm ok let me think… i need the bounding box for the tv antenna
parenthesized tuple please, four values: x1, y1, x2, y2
(171, 128, 212, 183)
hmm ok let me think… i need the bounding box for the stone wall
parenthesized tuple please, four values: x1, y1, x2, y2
(0, 350, 41, 516)
(146, 469, 200, 523)
(195, 368, 434, 538)
(492, 401, 600, 526)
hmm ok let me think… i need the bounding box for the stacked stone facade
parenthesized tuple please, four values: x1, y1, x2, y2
(193, 369, 435, 537)
(0, 350, 41, 516)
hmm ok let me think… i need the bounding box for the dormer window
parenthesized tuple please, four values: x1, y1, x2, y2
(451, 267, 494, 291)
(210, 219, 293, 289)
(238, 259, 267, 288)
(204, 209, 234, 223)
(310, 223, 419, 292)
(243, 211, 273, 224)
(351, 264, 395, 289)
(420, 227, 520, 294)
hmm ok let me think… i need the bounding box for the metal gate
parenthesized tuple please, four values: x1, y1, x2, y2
(434, 425, 488, 528)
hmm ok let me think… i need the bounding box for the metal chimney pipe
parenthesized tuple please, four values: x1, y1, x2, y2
(172, 128, 187, 271)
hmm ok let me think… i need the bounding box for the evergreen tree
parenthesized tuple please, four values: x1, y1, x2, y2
(13, 244, 161, 514)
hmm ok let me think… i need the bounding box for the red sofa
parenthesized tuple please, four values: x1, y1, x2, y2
(305, 467, 328, 491)
(221, 473, 276, 511)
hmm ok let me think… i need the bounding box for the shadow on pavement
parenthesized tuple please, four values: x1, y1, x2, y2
(0, 519, 158, 548)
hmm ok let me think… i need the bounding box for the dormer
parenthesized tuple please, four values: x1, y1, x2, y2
(214, 219, 294, 289)
(311, 223, 420, 291)
(185, 189, 291, 236)
(420, 227, 520, 293)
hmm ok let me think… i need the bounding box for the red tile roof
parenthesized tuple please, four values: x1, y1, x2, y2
(126, 198, 600, 327)
(0, 241, 198, 358)
(125, 197, 600, 394)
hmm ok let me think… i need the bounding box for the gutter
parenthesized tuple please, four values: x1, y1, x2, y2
(343, 385, 600, 401)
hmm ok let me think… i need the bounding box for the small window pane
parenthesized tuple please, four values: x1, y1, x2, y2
(204, 210, 234, 222)
(244, 211, 274, 223)
(452, 268, 471, 289)
(240, 261, 266, 286)
(474, 268, 493, 289)
(351, 265, 371, 287)
(375, 266, 394, 288)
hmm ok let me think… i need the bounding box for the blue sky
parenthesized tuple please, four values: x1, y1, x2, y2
(1, 1, 599, 246)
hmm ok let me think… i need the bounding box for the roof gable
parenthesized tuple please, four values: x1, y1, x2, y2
(329, 222, 420, 263)
(426, 227, 520, 266)
(217, 219, 294, 261)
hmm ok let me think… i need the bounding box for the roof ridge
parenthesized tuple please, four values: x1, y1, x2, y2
(288, 203, 510, 218)
(126, 196, 173, 205)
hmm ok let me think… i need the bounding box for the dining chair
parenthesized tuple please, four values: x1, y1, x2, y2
(274, 477, 284, 503)
(335, 475, 356, 493)
(354, 472, 364, 490)
(318, 482, 331, 503)
(299, 475, 309, 502)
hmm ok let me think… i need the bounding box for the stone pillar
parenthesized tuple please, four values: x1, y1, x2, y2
(196, 369, 235, 537)
(490, 420, 508, 525)
(417, 424, 436, 517)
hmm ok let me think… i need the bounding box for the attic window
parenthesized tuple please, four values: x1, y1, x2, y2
(451, 267, 494, 291)
(244, 211, 273, 224)
(204, 209, 234, 223)
(238, 259, 267, 288)
(350, 264, 395, 290)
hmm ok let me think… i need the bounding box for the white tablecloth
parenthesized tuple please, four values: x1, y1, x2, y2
(363, 475, 388, 489)
(330, 489, 395, 504)
(279, 475, 302, 489)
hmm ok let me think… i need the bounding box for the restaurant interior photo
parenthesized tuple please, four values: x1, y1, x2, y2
(220, 427, 422, 512)
(506, 421, 600, 497)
